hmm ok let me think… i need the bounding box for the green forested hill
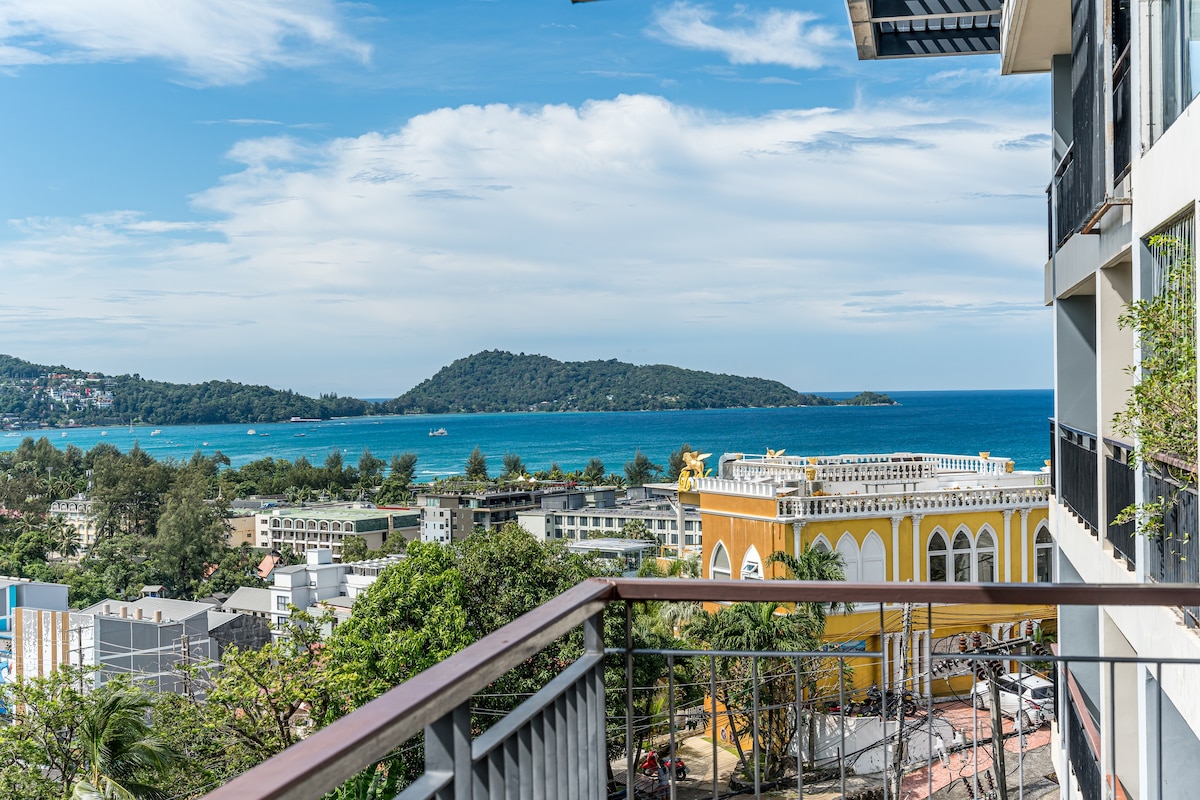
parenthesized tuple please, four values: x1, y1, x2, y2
(0, 354, 371, 426)
(382, 351, 893, 413)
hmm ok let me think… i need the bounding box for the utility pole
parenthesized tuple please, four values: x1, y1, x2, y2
(987, 669, 1010, 800)
(75, 624, 85, 693)
(181, 634, 191, 698)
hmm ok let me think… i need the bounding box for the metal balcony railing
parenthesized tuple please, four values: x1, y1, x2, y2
(1104, 441, 1137, 566)
(1059, 424, 1099, 532)
(200, 580, 1200, 800)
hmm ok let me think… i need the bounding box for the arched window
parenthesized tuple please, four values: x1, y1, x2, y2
(319, 520, 329, 531)
(282, 519, 293, 529)
(271, 518, 281, 529)
(928, 531, 948, 582)
(740, 545, 763, 580)
(711, 542, 732, 580)
(952, 530, 973, 582)
(975, 529, 996, 582)
(307, 520, 318, 530)
(861, 531, 886, 582)
(836, 533, 861, 582)
(1035, 527, 1054, 582)
(811, 534, 832, 554)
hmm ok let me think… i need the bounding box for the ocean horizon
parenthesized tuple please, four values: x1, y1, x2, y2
(1, 389, 1053, 477)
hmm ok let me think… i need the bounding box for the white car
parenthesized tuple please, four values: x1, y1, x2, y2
(971, 672, 1056, 727)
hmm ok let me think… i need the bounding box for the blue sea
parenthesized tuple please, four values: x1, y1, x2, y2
(0, 390, 1052, 477)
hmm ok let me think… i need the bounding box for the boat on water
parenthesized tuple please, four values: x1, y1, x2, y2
(429, 427, 448, 437)
(247, 429, 257, 435)
(294, 433, 307, 438)
(289, 417, 321, 423)
(151, 430, 162, 436)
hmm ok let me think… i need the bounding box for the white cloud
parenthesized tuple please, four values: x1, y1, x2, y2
(0, 0, 369, 84)
(1, 94, 1050, 393)
(648, 2, 840, 69)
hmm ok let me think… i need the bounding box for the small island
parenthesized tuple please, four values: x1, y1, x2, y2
(380, 351, 896, 414)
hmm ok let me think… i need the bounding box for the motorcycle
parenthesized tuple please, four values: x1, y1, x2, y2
(640, 749, 689, 781)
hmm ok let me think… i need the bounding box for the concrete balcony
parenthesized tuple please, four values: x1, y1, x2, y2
(200, 580, 1200, 800)
(999, 0, 1070, 75)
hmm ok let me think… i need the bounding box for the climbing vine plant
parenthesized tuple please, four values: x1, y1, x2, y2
(1112, 231, 1197, 537)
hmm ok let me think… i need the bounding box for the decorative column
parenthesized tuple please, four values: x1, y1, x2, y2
(890, 516, 903, 582)
(911, 514, 924, 582)
(1019, 508, 1031, 581)
(1002, 509, 1014, 582)
(792, 521, 806, 559)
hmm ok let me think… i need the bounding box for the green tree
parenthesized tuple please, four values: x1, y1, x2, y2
(72, 686, 180, 800)
(582, 457, 606, 484)
(687, 603, 823, 782)
(90, 444, 172, 540)
(357, 448, 386, 487)
(464, 446, 488, 481)
(623, 450, 662, 487)
(340, 535, 369, 562)
(765, 545, 850, 628)
(665, 443, 693, 482)
(388, 453, 418, 485)
(147, 470, 230, 598)
(200, 610, 343, 770)
(500, 453, 525, 478)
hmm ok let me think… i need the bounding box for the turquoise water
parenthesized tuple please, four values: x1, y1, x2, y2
(0, 390, 1052, 476)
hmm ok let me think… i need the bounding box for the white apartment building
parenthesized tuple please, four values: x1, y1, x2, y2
(255, 506, 417, 560)
(269, 548, 404, 634)
(516, 503, 702, 550)
(845, 1, 1200, 796)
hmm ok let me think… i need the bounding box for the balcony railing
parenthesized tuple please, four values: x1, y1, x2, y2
(200, 580, 1200, 800)
(1059, 424, 1099, 532)
(1146, 465, 1200, 626)
(1105, 441, 1137, 566)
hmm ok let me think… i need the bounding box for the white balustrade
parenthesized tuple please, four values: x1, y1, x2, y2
(776, 485, 1050, 520)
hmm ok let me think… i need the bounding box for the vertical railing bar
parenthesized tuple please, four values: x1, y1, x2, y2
(927, 604, 934, 800)
(595, 660, 607, 800)
(668, 653, 678, 800)
(564, 684, 578, 800)
(488, 747, 502, 800)
(584, 611, 604, 800)
(516, 722, 530, 800)
(624, 601, 635, 798)
(558, 693, 571, 799)
(752, 656, 761, 800)
(1107, 659, 1116, 800)
(1157, 661, 1163, 800)
(1061, 659, 1071, 800)
(880, 604, 889, 800)
(504, 734, 519, 800)
(795, 655, 804, 800)
(531, 711, 545, 800)
(710, 654, 719, 800)
(1017, 659, 1024, 800)
(972, 657, 980, 800)
(839, 657, 847, 800)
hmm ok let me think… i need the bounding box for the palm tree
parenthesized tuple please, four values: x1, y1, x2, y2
(72, 686, 180, 800)
(765, 545, 851, 629)
(687, 603, 822, 781)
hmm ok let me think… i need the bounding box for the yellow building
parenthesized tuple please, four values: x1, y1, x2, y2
(690, 451, 1055, 698)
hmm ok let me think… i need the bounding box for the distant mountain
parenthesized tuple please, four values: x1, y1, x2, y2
(381, 351, 895, 414)
(0, 354, 371, 427)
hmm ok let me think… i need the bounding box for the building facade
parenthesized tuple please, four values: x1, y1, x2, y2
(692, 450, 1054, 695)
(844, 0, 1200, 794)
(255, 506, 416, 559)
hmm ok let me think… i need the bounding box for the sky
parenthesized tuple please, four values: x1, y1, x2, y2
(0, 0, 1054, 398)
